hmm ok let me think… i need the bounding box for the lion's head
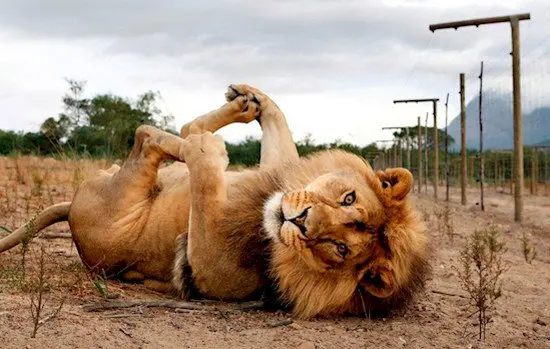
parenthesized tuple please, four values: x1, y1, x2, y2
(263, 151, 428, 319)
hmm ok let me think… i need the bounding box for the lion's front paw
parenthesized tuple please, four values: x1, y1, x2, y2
(181, 132, 229, 170)
(225, 84, 263, 103)
(224, 84, 263, 123)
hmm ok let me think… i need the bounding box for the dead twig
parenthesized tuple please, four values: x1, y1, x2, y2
(431, 289, 467, 299)
(232, 301, 265, 310)
(268, 319, 294, 328)
(119, 327, 132, 337)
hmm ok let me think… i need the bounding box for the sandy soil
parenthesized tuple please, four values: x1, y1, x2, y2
(0, 157, 549, 349)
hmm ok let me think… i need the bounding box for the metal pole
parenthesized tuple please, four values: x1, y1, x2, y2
(511, 17, 524, 222)
(460, 73, 467, 205)
(479, 61, 485, 211)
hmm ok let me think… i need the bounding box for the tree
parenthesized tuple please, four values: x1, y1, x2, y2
(39, 117, 66, 153)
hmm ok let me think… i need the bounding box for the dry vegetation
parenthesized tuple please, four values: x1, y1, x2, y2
(1, 156, 549, 349)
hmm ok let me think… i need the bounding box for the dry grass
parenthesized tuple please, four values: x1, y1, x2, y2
(0, 155, 108, 232)
(1, 156, 550, 347)
(0, 155, 109, 336)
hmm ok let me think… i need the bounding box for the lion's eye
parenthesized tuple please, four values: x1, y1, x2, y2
(341, 191, 356, 206)
(336, 242, 349, 257)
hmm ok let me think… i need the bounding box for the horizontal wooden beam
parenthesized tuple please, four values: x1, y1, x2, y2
(381, 126, 410, 130)
(393, 98, 439, 104)
(429, 13, 530, 32)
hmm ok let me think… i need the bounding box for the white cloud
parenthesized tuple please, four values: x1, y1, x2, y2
(0, 0, 548, 146)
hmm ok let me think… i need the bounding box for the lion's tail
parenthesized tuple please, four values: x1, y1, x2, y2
(0, 202, 71, 252)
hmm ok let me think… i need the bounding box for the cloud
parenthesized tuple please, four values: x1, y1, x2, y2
(0, 0, 548, 145)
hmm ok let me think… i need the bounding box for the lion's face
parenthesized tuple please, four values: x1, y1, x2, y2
(264, 170, 394, 298)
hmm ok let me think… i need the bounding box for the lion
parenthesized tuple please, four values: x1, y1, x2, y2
(0, 84, 428, 319)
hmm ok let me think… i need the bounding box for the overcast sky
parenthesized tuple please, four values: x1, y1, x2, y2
(0, 0, 548, 146)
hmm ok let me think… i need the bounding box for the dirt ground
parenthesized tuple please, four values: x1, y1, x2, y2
(0, 156, 549, 349)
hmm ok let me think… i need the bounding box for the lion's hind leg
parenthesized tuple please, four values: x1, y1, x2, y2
(113, 125, 186, 203)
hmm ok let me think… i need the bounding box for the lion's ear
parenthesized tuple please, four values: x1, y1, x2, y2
(375, 167, 413, 203)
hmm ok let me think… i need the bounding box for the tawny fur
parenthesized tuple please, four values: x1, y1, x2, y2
(0, 84, 429, 319)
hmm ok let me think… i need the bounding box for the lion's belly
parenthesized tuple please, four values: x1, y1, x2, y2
(69, 170, 192, 281)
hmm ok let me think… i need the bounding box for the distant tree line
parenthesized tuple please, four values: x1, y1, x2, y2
(0, 79, 175, 158)
(0, 79, 456, 166)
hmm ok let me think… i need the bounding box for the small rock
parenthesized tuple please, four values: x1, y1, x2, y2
(325, 325, 334, 331)
(297, 342, 315, 349)
(398, 337, 406, 346)
(535, 317, 547, 326)
(289, 323, 303, 330)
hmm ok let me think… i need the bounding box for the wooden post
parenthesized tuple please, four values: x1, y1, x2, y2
(545, 150, 549, 196)
(397, 139, 403, 167)
(393, 143, 398, 167)
(418, 116, 423, 194)
(392, 98, 439, 192)
(493, 153, 500, 191)
(429, 13, 531, 221)
(478, 61, 485, 211)
(433, 100, 439, 199)
(406, 127, 411, 170)
(469, 157, 474, 185)
(460, 73, 467, 205)
(444, 92, 450, 202)
(511, 17, 524, 221)
(425, 113, 429, 194)
(530, 147, 538, 195)
(510, 154, 514, 195)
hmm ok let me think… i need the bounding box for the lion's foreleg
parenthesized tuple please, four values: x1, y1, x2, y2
(179, 132, 231, 294)
(222, 84, 299, 168)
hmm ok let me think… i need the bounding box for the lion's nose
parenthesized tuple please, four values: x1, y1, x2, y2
(287, 207, 309, 236)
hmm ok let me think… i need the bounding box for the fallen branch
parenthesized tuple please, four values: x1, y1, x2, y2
(83, 299, 265, 313)
(102, 313, 152, 319)
(83, 300, 204, 312)
(40, 232, 72, 239)
(431, 289, 467, 298)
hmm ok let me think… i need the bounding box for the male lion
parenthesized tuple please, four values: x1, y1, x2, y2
(0, 84, 428, 319)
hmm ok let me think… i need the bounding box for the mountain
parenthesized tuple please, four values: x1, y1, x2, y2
(447, 91, 550, 150)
